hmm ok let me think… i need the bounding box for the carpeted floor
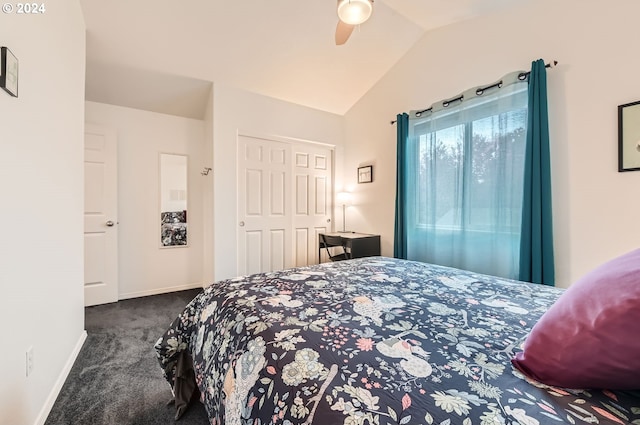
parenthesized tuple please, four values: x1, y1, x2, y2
(45, 289, 209, 425)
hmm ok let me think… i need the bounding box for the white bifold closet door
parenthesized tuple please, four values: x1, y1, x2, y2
(237, 135, 333, 276)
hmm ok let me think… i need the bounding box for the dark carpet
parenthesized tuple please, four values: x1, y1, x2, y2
(45, 289, 209, 425)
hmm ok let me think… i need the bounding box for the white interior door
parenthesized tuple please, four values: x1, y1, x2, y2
(84, 123, 118, 306)
(237, 135, 334, 275)
(238, 136, 292, 275)
(292, 144, 333, 266)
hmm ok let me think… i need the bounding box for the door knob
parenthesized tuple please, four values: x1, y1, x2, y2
(106, 220, 115, 227)
(326, 218, 331, 223)
(239, 221, 245, 227)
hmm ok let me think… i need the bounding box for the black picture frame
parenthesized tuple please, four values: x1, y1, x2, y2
(618, 100, 640, 172)
(0, 47, 18, 97)
(357, 165, 373, 183)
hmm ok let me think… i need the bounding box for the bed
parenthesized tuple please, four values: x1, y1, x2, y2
(155, 257, 640, 424)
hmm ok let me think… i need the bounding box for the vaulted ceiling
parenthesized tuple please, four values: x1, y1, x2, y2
(80, 0, 528, 118)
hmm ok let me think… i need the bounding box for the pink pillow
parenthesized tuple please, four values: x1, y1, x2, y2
(512, 248, 640, 389)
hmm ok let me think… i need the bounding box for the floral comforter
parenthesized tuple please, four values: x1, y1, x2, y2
(155, 257, 640, 425)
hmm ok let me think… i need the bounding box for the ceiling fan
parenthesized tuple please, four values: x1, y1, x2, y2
(335, 0, 374, 45)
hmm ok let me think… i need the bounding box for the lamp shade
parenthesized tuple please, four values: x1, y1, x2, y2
(336, 191, 352, 205)
(337, 0, 373, 25)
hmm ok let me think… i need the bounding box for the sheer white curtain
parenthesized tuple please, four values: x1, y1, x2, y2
(405, 72, 528, 279)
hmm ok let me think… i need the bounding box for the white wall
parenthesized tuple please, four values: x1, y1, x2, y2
(202, 90, 215, 284)
(212, 84, 345, 281)
(344, 0, 640, 288)
(0, 3, 86, 425)
(85, 102, 206, 298)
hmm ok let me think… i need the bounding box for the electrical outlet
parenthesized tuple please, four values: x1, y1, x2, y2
(26, 347, 34, 377)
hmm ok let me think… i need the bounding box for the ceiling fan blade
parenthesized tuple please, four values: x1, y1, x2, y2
(335, 20, 355, 45)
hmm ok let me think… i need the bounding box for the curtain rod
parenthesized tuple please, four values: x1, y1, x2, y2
(389, 60, 558, 125)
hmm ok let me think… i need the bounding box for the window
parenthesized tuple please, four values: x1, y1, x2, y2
(405, 83, 528, 279)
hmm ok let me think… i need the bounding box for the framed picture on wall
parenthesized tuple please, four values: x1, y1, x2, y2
(0, 47, 18, 97)
(619, 100, 640, 172)
(358, 165, 373, 183)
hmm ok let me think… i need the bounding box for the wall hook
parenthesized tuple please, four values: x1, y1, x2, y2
(201, 167, 212, 176)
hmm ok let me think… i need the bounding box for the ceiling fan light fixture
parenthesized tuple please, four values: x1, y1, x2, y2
(337, 0, 373, 26)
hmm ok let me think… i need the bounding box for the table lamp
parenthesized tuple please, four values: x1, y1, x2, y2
(336, 192, 352, 233)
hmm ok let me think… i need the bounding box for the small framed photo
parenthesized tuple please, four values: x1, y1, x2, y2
(357, 165, 373, 183)
(0, 47, 18, 97)
(619, 100, 640, 172)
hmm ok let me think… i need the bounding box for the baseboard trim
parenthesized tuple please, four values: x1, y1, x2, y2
(35, 330, 87, 425)
(118, 282, 204, 300)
